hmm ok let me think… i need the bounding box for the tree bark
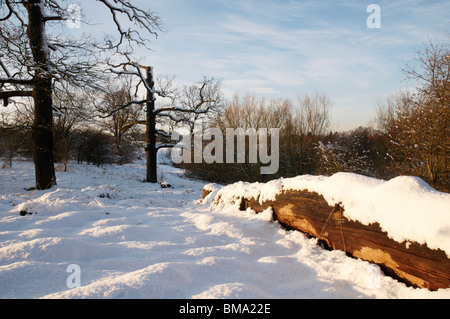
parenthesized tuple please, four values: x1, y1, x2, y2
(25, 0, 56, 190)
(205, 187, 450, 291)
(145, 66, 157, 183)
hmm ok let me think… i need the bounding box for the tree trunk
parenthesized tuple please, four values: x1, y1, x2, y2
(145, 66, 157, 183)
(26, 0, 56, 190)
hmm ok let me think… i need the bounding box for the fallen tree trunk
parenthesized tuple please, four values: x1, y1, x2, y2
(205, 187, 450, 291)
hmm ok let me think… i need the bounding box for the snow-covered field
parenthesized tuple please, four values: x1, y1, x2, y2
(0, 159, 449, 299)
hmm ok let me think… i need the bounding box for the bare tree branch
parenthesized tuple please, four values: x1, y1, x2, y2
(0, 77, 34, 85)
(96, 0, 162, 50)
(0, 90, 33, 106)
(0, 90, 34, 98)
(156, 143, 175, 150)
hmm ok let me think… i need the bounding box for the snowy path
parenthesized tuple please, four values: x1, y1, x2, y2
(0, 160, 448, 299)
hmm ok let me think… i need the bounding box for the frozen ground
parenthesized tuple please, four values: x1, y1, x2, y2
(0, 159, 449, 299)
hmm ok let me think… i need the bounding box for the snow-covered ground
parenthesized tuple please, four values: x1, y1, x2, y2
(0, 159, 449, 299)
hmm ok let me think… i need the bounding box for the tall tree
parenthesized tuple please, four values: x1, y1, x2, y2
(377, 37, 449, 191)
(0, 0, 162, 189)
(107, 61, 223, 183)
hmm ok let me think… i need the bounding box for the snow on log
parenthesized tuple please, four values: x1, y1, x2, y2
(204, 173, 450, 291)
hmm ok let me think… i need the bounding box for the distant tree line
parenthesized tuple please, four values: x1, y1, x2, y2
(179, 36, 449, 192)
(0, 74, 222, 171)
(177, 92, 391, 185)
(0, 82, 144, 170)
(1, 34, 448, 192)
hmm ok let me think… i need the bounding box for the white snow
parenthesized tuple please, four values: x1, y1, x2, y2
(0, 159, 449, 299)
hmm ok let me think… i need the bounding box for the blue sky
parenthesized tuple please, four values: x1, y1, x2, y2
(73, 0, 449, 131)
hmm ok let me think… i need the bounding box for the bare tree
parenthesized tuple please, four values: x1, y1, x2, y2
(316, 126, 384, 177)
(377, 36, 449, 190)
(53, 87, 92, 171)
(216, 95, 269, 182)
(296, 91, 332, 139)
(292, 91, 333, 175)
(0, 125, 23, 168)
(0, 0, 162, 189)
(107, 61, 223, 182)
(176, 77, 224, 134)
(180, 91, 334, 183)
(100, 79, 142, 164)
